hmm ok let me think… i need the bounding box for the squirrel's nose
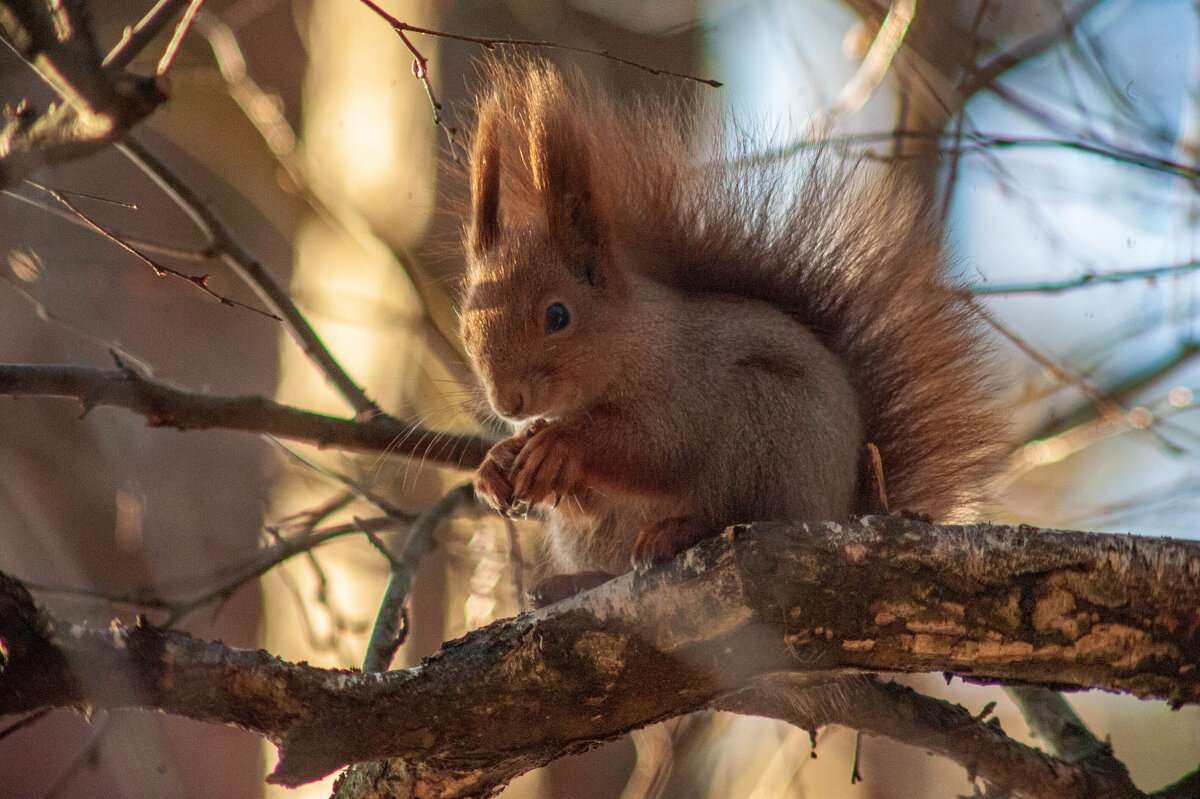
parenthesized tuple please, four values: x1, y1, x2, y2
(492, 385, 526, 419)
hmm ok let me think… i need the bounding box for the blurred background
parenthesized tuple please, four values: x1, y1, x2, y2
(2, 0, 1199, 797)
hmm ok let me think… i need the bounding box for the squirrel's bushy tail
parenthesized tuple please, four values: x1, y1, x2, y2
(473, 61, 1005, 520)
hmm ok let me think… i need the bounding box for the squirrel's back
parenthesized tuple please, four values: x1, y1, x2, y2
(467, 61, 1003, 525)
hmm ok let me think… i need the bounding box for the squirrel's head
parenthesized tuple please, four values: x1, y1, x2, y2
(460, 64, 628, 426)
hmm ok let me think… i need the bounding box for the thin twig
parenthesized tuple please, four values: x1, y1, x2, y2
(1, 187, 205, 259)
(155, 0, 206, 75)
(971, 260, 1200, 294)
(357, 1, 722, 88)
(115, 138, 386, 420)
(267, 438, 412, 519)
(0, 5, 167, 190)
(367, 6, 460, 157)
(191, 10, 308, 196)
(938, 0, 991, 223)
(716, 675, 1142, 799)
(189, 9, 468, 367)
(43, 715, 115, 799)
(362, 527, 404, 573)
(757, 129, 1200, 185)
(809, 0, 914, 132)
(23, 179, 280, 319)
(362, 484, 472, 674)
(26, 513, 406, 624)
(958, 0, 1105, 98)
(303, 549, 371, 654)
(0, 708, 51, 742)
(102, 0, 192, 70)
(0, 275, 156, 374)
(966, 297, 1141, 435)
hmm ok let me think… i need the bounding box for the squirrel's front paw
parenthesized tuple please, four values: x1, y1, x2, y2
(475, 433, 531, 517)
(511, 425, 582, 508)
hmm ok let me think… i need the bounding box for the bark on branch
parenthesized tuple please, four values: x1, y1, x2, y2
(2, 517, 1197, 798)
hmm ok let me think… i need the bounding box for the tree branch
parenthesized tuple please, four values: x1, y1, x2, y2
(717, 676, 1141, 799)
(3, 517, 1197, 797)
(0, 1, 168, 189)
(0, 363, 492, 469)
(116, 138, 389, 420)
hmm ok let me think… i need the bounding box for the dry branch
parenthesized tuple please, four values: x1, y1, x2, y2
(2, 517, 1198, 798)
(0, 1, 171, 189)
(0, 363, 491, 469)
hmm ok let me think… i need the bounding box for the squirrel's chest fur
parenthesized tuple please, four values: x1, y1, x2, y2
(537, 286, 862, 575)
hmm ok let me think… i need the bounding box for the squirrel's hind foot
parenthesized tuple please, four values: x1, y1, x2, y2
(631, 516, 713, 568)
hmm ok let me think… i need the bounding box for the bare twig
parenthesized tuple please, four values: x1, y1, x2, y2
(155, 0, 205, 75)
(189, 9, 467, 367)
(971, 260, 1200, 294)
(1027, 343, 1200, 444)
(966, 297, 1144, 439)
(958, 0, 1105, 98)
(24, 179, 280, 319)
(1006, 686, 1143, 797)
(356, 0, 458, 154)
(810, 0, 915, 132)
(357, 0, 722, 88)
(0, 2, 167, 189)
(760, 130, 1200, 185)
(0, 273, 156, 374)
(0, 708, 51, 742)
(116, 138, 386, 419)
(268, 440, 410, 519)
(102, 0, 193, 69)
(27, 513, 407, 625)
(191, 10, 308, 196)
(362, 484, 472, 674)
(43, 715, 115, 799)
(1, 186, 205, 260)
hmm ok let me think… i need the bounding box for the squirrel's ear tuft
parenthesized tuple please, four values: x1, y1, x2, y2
(529, 83, 605, 285)
(469, 104, 502, 257)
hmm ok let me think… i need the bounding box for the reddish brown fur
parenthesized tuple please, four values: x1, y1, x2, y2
(460, 60, 1004, 576)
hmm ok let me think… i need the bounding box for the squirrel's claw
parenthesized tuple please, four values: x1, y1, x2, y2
(511, 425, 581, 508)
(475, 457, 516, 515)
(476, 432, 531, 516)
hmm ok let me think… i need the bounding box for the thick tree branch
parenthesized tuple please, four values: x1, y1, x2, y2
(0, 363, 491, 469)
(2, 517, 1198, 798)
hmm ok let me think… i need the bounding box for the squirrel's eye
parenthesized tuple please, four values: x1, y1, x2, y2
(545, 301, 570, 333)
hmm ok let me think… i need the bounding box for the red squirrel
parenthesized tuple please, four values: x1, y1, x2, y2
(459, 61, 1003, 585)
